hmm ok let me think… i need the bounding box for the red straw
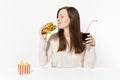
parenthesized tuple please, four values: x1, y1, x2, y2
(85, 20, 98, 32)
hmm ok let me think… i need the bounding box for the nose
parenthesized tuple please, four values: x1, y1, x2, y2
(57, 17, 60, 21)
(57, 18, 60, 23)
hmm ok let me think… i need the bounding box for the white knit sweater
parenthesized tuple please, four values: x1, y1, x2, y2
(39, 34, 96, 68)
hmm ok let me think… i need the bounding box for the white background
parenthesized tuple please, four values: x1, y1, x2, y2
(0, 0, 120, 69)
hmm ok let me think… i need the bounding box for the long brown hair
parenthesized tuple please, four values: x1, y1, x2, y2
(57, 6, 86, 54)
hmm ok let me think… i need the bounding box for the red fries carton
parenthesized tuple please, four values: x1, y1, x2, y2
(18, 60, 30, 75)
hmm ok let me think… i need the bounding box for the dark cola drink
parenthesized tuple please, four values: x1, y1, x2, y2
(82, 33, 90, 43)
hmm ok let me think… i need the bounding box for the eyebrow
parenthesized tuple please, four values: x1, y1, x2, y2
(58, 13, 62, 16)
(58, 14, 63, 18)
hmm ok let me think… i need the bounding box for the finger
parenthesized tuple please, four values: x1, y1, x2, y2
(86, 39, 95, 46)
(39, 26, 47, 40)
(86, 39, 94, 43)
(39, 26, 44, 32)
(87, 34, 93, 38)
(85, 37, 95, 43)
(85, 37, 94, 41)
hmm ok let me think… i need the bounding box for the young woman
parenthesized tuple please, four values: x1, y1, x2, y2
(39, 6, 96, 68)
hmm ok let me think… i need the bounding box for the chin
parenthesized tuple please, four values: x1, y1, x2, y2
(58, 26, 62, 29)
(58, 27, 63, 29)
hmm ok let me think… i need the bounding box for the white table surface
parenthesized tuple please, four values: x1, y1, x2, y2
(0, 67, 120, 80)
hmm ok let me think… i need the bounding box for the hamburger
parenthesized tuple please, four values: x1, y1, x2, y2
(41, 22, 57, 34)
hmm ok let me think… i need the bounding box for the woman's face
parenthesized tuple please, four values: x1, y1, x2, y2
(57, 9, 70, 29)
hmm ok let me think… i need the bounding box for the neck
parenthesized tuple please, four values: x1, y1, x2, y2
(63, 28, 70, 38)
(63, 28, 70, 47)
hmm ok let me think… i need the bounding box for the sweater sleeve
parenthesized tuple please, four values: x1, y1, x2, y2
(83, 45, 96, 68)
(39, 36, 54, 67)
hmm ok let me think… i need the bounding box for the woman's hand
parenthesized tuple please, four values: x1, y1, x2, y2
(86, 34, 95, 46)
(39, 27, 47, 40)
